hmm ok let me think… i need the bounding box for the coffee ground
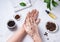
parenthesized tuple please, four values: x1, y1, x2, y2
(15, 15, 20, 19)
(44, 32, 48, 36)
(8, 21, 15, 27)
(46, 22, 56, 31)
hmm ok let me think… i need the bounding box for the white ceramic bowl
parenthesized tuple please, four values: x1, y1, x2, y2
(14, 14, 21, 21)
(46, 21, 59, 33)
(7, 20, 16, 29)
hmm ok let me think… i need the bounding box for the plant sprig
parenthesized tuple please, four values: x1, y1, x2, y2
(44, 0, 59, 10)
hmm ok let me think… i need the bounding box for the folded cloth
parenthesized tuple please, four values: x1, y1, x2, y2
(10, 0, 32, 12)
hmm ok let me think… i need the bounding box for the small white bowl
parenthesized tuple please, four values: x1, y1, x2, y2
(7, 20, 16, 29)
(46, 21, 59, 33)
(14, 14, 21, 21)
(7, 19, 17, 31)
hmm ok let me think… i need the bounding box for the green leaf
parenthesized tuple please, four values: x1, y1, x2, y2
(52, 0, 58, 7)
(19, 2, 26, 6)
(44, 0, 51, 10)
(44, 0, 51, 3)
(47, 2, 51, 10)
(44, 0, 59, 10)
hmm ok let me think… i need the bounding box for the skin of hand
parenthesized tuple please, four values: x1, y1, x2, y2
(7, 9, 42, 42)
(24, 9, 40, 37)
(7, 25, 27, 42)
(7, 10, 39, 42)
(24, 9, 42, 42)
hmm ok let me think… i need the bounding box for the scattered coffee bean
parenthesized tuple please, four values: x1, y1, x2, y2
(44, 32, 48, 36)
(47, 38, 49, 40)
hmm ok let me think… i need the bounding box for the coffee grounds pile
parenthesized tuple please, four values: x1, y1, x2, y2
(46, 22, 56, 31)
(15, 15, 20, 19)
(8, 21, 15, 27)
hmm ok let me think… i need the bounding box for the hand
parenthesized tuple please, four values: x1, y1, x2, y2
(24, 9, 40, 37)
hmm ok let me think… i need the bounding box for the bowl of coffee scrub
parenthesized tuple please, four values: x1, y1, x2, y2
(7, 20, 17, 31)
(46, 21, 58, 33)
(14, 14, 21, 21)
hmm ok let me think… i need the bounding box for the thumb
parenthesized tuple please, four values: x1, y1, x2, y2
(36, 19, 40, 25)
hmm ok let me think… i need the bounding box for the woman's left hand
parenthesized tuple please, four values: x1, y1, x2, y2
(24, 9, 40, 37)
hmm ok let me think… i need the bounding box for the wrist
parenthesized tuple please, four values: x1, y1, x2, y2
(32, 33, 39, 39)
(32, 33, 42, 42)
(21, 27, 27, 35)
(18, 26, 27, 36)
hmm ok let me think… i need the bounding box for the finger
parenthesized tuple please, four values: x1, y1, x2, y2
(26, 10, 37, 25)
(30, 9, 36, 17)
(29, 10, 39, 23)
(25, 12, 31, 22)
(34, 10, 39, 21)
(26, 12, 31, 18)
(36, 19, 40, 25)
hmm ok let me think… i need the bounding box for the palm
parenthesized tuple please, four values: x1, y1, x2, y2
(24, 9, 40, 37)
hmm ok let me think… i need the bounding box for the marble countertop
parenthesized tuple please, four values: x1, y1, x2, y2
(0, 0, 60, 42)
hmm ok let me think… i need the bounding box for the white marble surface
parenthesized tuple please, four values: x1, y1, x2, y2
(0, 0, 60, 42)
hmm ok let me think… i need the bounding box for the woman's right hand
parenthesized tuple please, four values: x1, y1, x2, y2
(24, 9, 40, 37)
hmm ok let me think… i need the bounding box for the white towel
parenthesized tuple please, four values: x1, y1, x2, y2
(10, 0, 32, 12)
